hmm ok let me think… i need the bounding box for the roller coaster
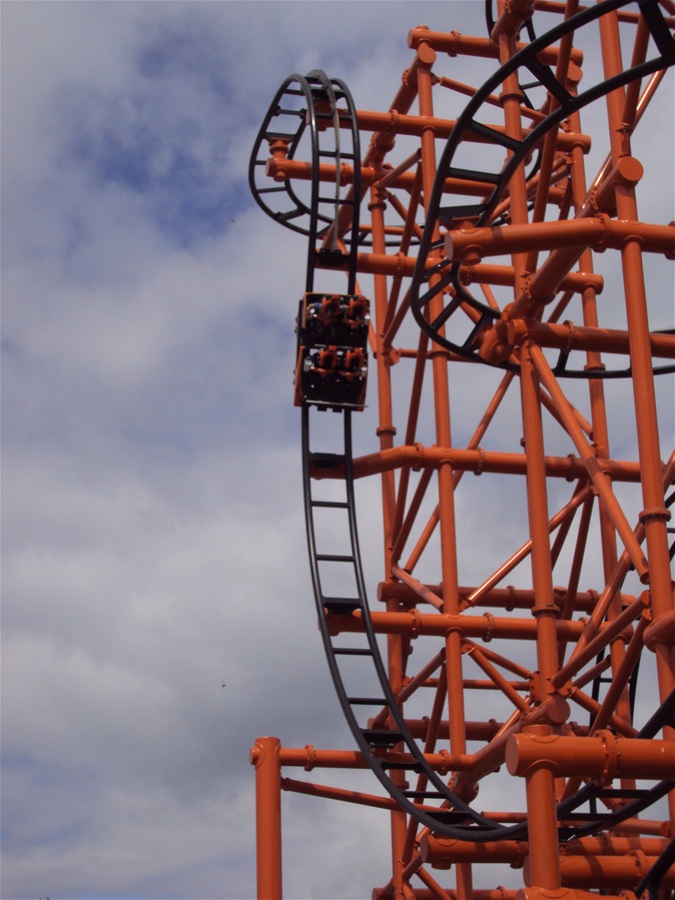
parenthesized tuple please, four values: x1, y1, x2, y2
(249, 1, 675, 896)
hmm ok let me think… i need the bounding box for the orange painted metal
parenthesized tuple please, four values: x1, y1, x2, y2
(555, 854, 675, 889)
(351, 109, 592, 152)
(422, 833, 668, 866)
(406, 26, 585, 66)
(445, 217, 674, 263)
(250, 1, 675, 896)
(506, 731, 675, 780)
(250, 737, 283, 900)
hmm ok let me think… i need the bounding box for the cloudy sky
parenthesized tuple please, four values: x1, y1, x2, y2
(2, 2, 673, 899)
(1, 3, 489, 899)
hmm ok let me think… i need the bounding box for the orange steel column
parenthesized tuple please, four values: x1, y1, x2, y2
(521, 728, 563, 894)
(599, 6, 675, 835)
(555, 91, 624, 660)
(519, 343, 562, 894)
(495, 25, 531, 271)
(519, 310, 558, 684)
(500, 16, 562, 886)
(251, 737, 283, 900)
(497, 18, 561, 694)
(371, 179, 408, 899)
(417, 38, 475, 900)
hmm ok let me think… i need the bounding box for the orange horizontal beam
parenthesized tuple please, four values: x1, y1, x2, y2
(561, 836, 669, 856)
(377, 582, 632, 614)
(315, 250, 601, 296)
(457, 262, 603, 295)
(405, 721, 593, 741)
(265, 157, 496, 196)
(257, 743, 475, 772)
(328, 609, 620, 644)
(557, 854, 675, 889)
(445, 217, 675, 263)
(374, 890, 519, 900)
(506, 732, 675, 779)
(407, 27, 584, 67)
(337, 445, 643, 482)
(404, 719, 506, 741)
(532, 0, 669, 23)
(507, 319, 675, 360)
(421, 834, 528, 865)
(353, 109, 590, 152)
(422, 833, 668, 866)
(610, 818, 671, 837)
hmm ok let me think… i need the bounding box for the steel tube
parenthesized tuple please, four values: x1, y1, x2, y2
(445, 216, 674, 264)
(407, 27, 584, 66)
(506, 732, 675, 779)
(508, 319, 675, 360)
(266, 156, 496, 196)
(329, 609, 623, 643)
(344, 445, 643, 482)
(378, 582, 611, 614)
(251, 737, 283, 900)
(352, 109, 590, 151)
(523, 728, 562, 890)
(422, 833, 668, 867)
(313, 247, 605, 295)
(557, 853, 675, 889)
(421, 835, 528, 866)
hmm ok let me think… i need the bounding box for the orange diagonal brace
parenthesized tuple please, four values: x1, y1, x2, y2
(529, 344, 649, 579)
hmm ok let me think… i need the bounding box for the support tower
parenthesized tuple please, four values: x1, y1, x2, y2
(250, 1, 675, 896)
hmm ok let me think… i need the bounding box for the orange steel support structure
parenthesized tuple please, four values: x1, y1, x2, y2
(249, 1, 675, 896)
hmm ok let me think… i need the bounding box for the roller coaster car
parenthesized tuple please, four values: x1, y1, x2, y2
(294, 292, 369, 410)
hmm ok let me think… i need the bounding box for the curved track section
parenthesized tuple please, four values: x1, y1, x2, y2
(302, 399, 675, 843)
(249, 70, 362, 293)
(302, 404, 522, 840)
(409, 0, 675, 376)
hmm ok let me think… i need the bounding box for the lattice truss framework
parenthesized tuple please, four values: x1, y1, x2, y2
(249, 1, 675, 897)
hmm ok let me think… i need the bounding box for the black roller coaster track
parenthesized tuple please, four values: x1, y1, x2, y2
(249, 0, 675, 858)
(410, 0, 675, 378)
(248, 69, 361, 294)
(301, 403, 675, 844)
